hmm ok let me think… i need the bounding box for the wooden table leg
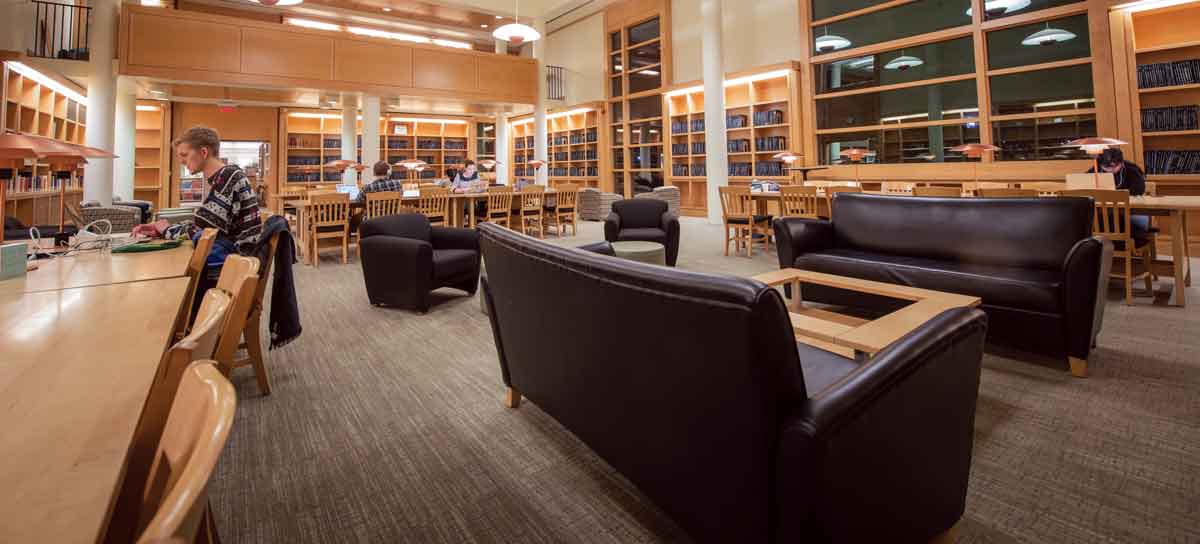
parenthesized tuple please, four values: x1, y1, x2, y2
(1169, 209, 1188, 307)
(790, 278, 802, 311)
(1183, 212, 1192, 287)
(298, 210, 311, 265)
(469, 196, 478, 228)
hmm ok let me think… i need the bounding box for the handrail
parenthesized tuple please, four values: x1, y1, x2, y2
(30, 0, 91, 60)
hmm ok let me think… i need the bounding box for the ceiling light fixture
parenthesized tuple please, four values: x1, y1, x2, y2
(844, 57, 875, 70)
(348, 26, 430, 43)
(432, 38, 473, 49)
(1111, 0, 1199, 12)
(966, 0, 1031, 16)
(815, 28, 851, 53)
(285, 17, 340, 31)
(139, 0, 163, 6)
(135, 105, 160, 112)
(493, 0, 540, 44)
(481, 24, 488, 28)
(1022, 23, 1077, 46)
(382, 6, 391, 11)
(250, 0, 304, 6)
(884, 52, 924, 71)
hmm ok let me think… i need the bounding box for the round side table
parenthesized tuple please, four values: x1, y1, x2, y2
(611, 241, 666, 266)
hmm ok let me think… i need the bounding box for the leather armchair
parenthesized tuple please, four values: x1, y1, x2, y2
(479, 222, 987, 542)
(359, 213, 480, 312)
(604, 199, 680, 266)
(774, 193, 1109, 376)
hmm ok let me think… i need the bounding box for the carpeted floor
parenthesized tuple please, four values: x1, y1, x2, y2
(210, 217, 1200, 543)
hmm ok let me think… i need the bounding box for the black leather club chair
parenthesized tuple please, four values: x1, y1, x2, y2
(359, 213, 481, 312)
(603, 199, 680, 266)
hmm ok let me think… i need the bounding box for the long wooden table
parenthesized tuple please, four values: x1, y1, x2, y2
(753, 268, 980, 361)
(1131, 195, 1198, 306)
(0, 242, 193, 295)
(0, 276, 190, 543)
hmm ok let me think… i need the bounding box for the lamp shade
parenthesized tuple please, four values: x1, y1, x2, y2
(250, 0, 304, 5)
(478, 159, 500, 170)
(394, 159, 428, 170)
(493, 23, 541, 44)
(323, 159, 366, 172)
(950, 143, 1000, 158)
(772, 151, 800, 164)
(527, 159, 546, 169)
(966, 0, 1031, 16)
(1022, 27, 1076, 46)
(1067, 137, 1126, 155)
(839, 147, 875, 162)
(884, 55, 924, 71)
(815, 33, 852, 52)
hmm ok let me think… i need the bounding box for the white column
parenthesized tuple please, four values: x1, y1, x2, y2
(701, 0, 728, 224)
(532, 19, 548, 186)
(495, 114, 510, 186)
(341, 96, 357, 184)
(361, 95, 381, 174)
(83, 0, 117, 205)
(495, 38, 507, 55)
(112, 77, 136, 202)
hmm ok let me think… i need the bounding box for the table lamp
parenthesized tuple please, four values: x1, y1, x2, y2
(323, 160, 366, 185)
(838, 148, 875, 185)
(950, 143, 1000, 186)
(478, 159, 502, 185)
(773, 152, 800, 185)
(393, 159, 429, 182)
(1067, 137, 1127, 187)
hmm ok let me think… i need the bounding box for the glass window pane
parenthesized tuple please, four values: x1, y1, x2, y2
(629, 68, 663, 94)
(629, 120, 663, 144)
(992, 114, 1096, 161)
(629, 42, 661, 70)
(631, 171, 664, 193)
(628, 95, 663, 120)
(816, 37, 975, 94)
(627, 18, 660, 46)
(986, 14, 1090, 70)
(981, 0, 1081, 21)
(612, 142, 625, 166)
(815, 79, 978, 130)
(990, 64, 1094, 115)
(629, 145, 663, 170)
(611, 101, 624, 123)
(814, 0, 971, 54)
(610, 31, 621, 52)
(818, 125, 981, 164)
(812, 0, 892, 21)
(610, 53, 623, 74)
(611, 76, 623, 97)
(475, 123, 494, 138)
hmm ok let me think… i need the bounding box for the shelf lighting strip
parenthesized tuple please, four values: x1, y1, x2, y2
(285, 18, 472, 50)
(664, 69, 793, 97)
(8, 61, 86, 103)
(510, 108, 594, 126)
(288, 112, 467, 124)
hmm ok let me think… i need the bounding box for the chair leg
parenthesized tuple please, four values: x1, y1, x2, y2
(746, 227, 754, 257)
(723, 224, 730, 256)
(1124, 254, 1133, 305)
(1069, 356, 1088, 378)
(341, 234, 348, 265)
(505, 386, 521, 408)
(930, 522, 958, 544)
(1142, 248, 1154, 294)
(243, 312, 272, 395)
(311, 237, 319, 268)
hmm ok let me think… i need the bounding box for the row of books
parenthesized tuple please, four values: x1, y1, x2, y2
(692, 142, 707, 155)
(1144, 150, 1200, 174)
(569, 150, 598, 160)
(286, 173, 323, 182)
(1141, 105, 1199, 132)
(729, 162, 752, 176)
(729, 139, 751, 153)
(4, 176, 81, 193)
(416, 139, 442, 149)
(756, 136, 787, 151)
(671, 143, 688, 155)
(546, 167, 600, 177)
(1137, 59, 1200, 89)
(671, 120, 689, 133)
(287, 156, 323, 166)
(754, 161, 786, 177)
(754, 110, 786, 127)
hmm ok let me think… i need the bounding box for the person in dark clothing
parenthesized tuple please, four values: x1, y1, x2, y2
(1087, 148, 1150, 245)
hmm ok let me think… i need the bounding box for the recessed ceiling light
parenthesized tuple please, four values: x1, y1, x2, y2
(382, 6, 391, 11)
(481, 24, 488, 28)
(495, 15, 503, 19)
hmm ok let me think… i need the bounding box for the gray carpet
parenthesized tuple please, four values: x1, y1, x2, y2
(211, 217, 1200, 543)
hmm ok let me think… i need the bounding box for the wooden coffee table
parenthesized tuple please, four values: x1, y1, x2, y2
(752, 268, 980, 362)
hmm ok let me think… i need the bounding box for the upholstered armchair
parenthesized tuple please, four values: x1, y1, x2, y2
(359, 213, 481, 313)
(603, 199, 680, 266)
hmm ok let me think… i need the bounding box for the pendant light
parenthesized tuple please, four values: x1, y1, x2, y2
(884, 50, 924, 71)
(966, 0, 1031, 17)
(815, 28, 852, 53)
(250, 0, 304, 6)
(1022, 23, 1077, 46)
(844, 56, 875, 70)
(493, 0, 541, 45)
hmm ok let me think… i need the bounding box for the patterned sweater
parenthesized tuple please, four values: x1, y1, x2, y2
(193, 164, 263, 254)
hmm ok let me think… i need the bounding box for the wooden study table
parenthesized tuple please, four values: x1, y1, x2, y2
(0, 276, 190, 543)
(753, 268, 980, 361)
(1131, 195, 1197, 306)
(0, 242, 193, 295)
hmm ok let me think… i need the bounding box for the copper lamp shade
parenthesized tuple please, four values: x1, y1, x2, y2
(772, 151, 800, 164)
(478, 159, 500, 170)
(393, 159, 428, 170)
(949, 143, 1000, 158)
(527, 159, 546, 169)
(1067, 137, 1127, 155)
(323, 159, 366, 172)
(839, 148, 875, 163)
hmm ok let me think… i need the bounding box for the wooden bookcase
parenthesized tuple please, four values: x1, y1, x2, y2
(282, 109, 476, 186)
(508, 103, 607, 190)
(662, 63, 802, 216)
(134, 100, 170, 209)
(1, 61, 87, 228)
(1115, 2, 1200, 238)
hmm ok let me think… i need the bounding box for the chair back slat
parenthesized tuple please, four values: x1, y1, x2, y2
(309, 192, 350, 227)
(978, 188, 1039, 198)
(486, 186, 514, 211)
(520, 185, 546, 211)
(779, 185, 820, 218)
(913, 186, 963, 197)
(365, 191, 404, 219)
(718, 186, 753, 219)
(554, 184, 579, 212)
(1062, 189, 1132, 241)
(417, 187, 450, 224)
(881, 182, 914, 195)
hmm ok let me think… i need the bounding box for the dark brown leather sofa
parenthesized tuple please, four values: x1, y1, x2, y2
(478, 223, 988, 543)
(774, 193, 1110, 377)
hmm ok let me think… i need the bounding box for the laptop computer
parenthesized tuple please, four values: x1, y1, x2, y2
(336, 184, 361, 201)
(1065, 173, 1116, 190)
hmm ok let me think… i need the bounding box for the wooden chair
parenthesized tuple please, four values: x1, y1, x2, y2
(480, 186, 514, 228)
(719, 185, 770, 257)
(307, 192, 351, 266)
(824, 185, 863, 218)
(881, 182, 915, 195)
(417, 187, 451, 227)
(173, 228, 217, 341)
(364, 191, 406, 220)
(210, 255, 262, 381)
(546, 183, 579, 236)
(1062, 189, 1152, 305)
(978, 188, 1039, 198)
(518, 185, 547, 238)
(913, 186, 963, 197)
(230, 233, 279, 395)
(135, 361, 236, 544)
(1022, 182, 1066, 196)
(779, 185, 820, 218)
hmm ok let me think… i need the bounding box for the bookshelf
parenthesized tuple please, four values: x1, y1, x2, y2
(134, 101, 170, 208)
(475, 121, 497, 182)
(1, 61, 88, 228)
(508, 103, 606, 189)
(283, 110, 475, 186)
(662, 64, 802, 216)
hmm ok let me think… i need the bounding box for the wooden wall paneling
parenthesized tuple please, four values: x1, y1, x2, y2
(411, 49, 478, 93)
(798, 0, 818, 166)
(123, 11, 241, 73)
(1088, 0, 1119, 142)
(333, 39, 413, 87)
(971, 0, 993, 155)
(476, 56, 539, 100)
(240, 29, 335, 80)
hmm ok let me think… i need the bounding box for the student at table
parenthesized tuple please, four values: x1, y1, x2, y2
(451, 160, 485, 218)
(1087, 148, 1150, 245)
(352, 161, 403, 232)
